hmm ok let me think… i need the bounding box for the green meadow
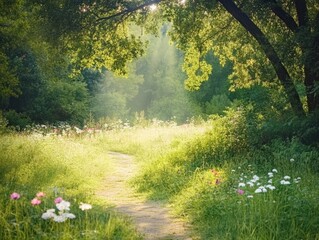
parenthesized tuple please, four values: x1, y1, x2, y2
(1, 109, 318, 239)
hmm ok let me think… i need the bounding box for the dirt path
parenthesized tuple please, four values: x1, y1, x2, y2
(96, 152, 192, 240)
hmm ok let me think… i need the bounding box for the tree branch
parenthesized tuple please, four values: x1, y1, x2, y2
(218, 0, 305, 116)
(267, 0, 298, 32)
(293, 0, 309, 27)
(95, 0, 162, 23)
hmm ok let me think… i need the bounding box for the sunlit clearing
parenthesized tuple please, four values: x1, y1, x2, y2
(149, 4, 157, 11)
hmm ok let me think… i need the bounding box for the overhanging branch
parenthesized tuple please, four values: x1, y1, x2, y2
(95, 0, 162, 23)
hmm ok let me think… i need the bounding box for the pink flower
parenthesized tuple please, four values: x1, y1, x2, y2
(31, 198, 41, 206)
(237, 189, 245, 195)
(10, 192, 21, 200)
(36, 192, 45, 198)
(54, 197, 63, 204)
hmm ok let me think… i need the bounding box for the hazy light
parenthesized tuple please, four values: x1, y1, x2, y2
(179, 0, 186, 4)
(149, 4, 157, 11)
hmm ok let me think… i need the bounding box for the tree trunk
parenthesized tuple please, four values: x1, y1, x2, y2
(304, 16, 319, 113)
(218, 0, 306, 117)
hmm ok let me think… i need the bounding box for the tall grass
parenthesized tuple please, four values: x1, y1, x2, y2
(131, 109, 319, 239)
(0, 133, 142, 239)
(2, 114, 319, 239)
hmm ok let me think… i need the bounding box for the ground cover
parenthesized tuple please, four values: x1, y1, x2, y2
(128, 111, 319, 239)
(1, 114, 318, 239)
(0, 133, 143, 239)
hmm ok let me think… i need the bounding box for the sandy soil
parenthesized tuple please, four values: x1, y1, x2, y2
(96, 152, 193, 240)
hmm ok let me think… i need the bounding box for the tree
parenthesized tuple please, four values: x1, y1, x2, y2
(131, 27, 202, 122)
(7, 0, 317, 122)
(55, 0, 317, 117)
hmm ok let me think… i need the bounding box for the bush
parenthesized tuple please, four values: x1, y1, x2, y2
(3, 110, 31, 130)
(133, 110, 319, 239)
(0, 111, 8, 133)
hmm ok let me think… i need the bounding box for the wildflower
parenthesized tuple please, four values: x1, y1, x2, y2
(280, 180, 290, 185)
(237, 189, 245, 195)
(36, 192, 45, 198)
(255, 186, 267, 193)
(42, 209, 57, 220)
(10, 192, 21, 200)
(246, 181, 254, 187)
(61, 213, 76, 219)
(31, 198, 41, 206)
(54, 197, 63, 204)
(268, 172, 274, 178)
(247, 195, 254, 198)
(265, 184, 276, 190)
(290, 158, 295, 162)
(79, 203, 92, 211)
(252, 175, 260, 181)
(53, 215, 67, 223)
(56, 200, 70, 211)
(238, 183, 246, 187)
(272, 169, 278, 173)
(268, 179, 273, 183)
(284, 176, 291, 180)
(294, 177, 301, 183)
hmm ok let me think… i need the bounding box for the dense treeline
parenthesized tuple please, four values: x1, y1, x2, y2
(1, 0, 319, 145)
(0, 3, 232, 127)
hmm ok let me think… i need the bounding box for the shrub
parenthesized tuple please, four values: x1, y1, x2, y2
(0, 111, 8, 133)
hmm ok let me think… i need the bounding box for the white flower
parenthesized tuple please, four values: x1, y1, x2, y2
(284, 176, 291, 180)
(290, 158, 295, 162)
(247, 181, 254, 187)
(238, 183, 246, 187)
(280, 180, 291, 185)
(252, 175, 260, 181)
(251, 178, 258, 183)
(268, 172, 274, 178)
(42, 209, 57, 220)
(268, 179, 273, 183)
(79, 203, 92, 211)
(255, 186, 267, 193)
(53, 215, 67, 223)
(62, 213, 76, 219)
(255, 188, 262, 193)
(265, 184, 276, 190)
(247, 195, 254, 198)
(272, 169, 278, 173)
(294, 177, 301, 183)
(56, 200, 71, 211)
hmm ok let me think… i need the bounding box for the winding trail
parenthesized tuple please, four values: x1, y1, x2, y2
(96, 152, 192, 240)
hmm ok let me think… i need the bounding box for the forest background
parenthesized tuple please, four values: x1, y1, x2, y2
(0, 0, 317, 143)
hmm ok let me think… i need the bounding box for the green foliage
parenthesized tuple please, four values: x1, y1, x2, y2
(3, 110, 31, 130)
(0, 111, 8, 133)
(260, 113, 319, 146)
(205, 94, 232, 115)
(91, 67, 143, 120)
(0, 134, 143, 240)
(131, 112, 319, 239)
(0, 52, 20, 99)
(133, 108, 252, 199)
(131, 29, 202, 123)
